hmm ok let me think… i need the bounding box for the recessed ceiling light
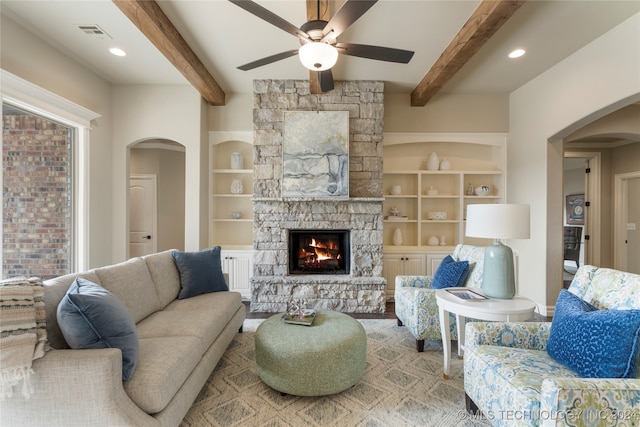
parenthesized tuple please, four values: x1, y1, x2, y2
(109, 47, 126, 57)
(508, 49, 526, 59)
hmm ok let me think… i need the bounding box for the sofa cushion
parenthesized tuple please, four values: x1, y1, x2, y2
(171, 246, 228, 299)
(569, 266, 640, 310)
(94, 257, 161, 323)
(547, 289, 640, 378)
(124, 336, 203, 414)
(143, 250, 181, 308)
(163, 289, 242, 315)
(57, 278, 139, 380)
(431, 255, 470, 289)
(43, 271, 103, 349)
(452, 244, 484, 289)
(464, 345, 579, 422)
(137, 291, 243, 356)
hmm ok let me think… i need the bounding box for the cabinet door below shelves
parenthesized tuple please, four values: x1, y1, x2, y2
(220, 250, 253, 299)
(426, 252, 450, 276)
(383, 253, 427, 300)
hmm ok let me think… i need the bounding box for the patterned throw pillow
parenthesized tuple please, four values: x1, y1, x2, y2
(431, 255, 470, 289)
(547, 289, 640, 378)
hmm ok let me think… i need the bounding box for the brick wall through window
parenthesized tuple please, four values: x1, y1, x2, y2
(2, 105, 72, 280)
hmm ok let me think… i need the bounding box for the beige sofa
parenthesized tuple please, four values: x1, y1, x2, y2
(0, 249, 246, 427)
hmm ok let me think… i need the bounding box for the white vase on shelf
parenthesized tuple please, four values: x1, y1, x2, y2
(230, 179, 243, 194)
(426, 152, 440, 170)
(439, 158, 451, 170)
(466, 183, 474, 195)
(392, 228, 403, 246)
(230, 152, 243, 169)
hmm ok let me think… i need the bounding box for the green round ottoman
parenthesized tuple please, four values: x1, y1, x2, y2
(255, 309, 367, 396)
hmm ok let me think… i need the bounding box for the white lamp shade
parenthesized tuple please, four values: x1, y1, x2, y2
(299, 42, 338, 71)
(466, 204, 530, 240)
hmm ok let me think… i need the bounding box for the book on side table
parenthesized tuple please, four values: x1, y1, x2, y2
(446, 288, 487, 301)
(282, 309, 317, 326)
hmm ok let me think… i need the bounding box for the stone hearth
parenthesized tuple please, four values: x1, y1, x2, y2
(250, 80, 386, 313)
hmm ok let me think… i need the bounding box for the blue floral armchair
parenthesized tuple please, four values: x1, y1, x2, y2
(464, 265, 640, 426)
(394, 244, 485, 351)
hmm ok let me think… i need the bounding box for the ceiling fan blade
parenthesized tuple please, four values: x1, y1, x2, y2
(319, 69, 334, 92)
(237, 49, 299, 71)
(228, 0, 310, 40)
(322, 0, 377, 40)
(336, 43, 414, 63)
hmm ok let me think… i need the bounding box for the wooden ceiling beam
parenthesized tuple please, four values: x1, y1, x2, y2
(307, 0, 332, 94)
(411, 0, 525, 107)
(113, 0, 226, 106)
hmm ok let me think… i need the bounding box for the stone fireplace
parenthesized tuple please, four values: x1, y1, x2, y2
(250, 80, 386, 313)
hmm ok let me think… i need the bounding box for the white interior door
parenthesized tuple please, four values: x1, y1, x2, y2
(615, 172, 640, 273)
(129, 175, 157, 257)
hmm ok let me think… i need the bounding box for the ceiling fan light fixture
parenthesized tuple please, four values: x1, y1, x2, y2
(299, 42, 338, 71)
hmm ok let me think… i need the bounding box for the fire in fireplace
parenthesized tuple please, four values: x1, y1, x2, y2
(288, 230, 350, 275)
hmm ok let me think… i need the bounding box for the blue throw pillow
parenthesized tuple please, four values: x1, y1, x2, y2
(547, 289, 640, 378)
(57, 278, 139, 380)
(431, 255, 470, 289)
(172, 246, 228, 299)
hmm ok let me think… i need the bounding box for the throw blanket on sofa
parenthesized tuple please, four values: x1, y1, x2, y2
(0, 277, 47, 399)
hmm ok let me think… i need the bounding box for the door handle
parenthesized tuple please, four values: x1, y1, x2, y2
(143, 235, 152, 240)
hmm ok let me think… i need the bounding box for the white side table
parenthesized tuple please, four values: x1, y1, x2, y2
(436, 288, 536, 379)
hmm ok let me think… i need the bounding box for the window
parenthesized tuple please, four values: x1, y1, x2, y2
(1, 70, 99, 278)
(2, 104, 73, 279)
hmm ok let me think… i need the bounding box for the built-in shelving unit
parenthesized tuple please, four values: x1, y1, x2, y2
(209, 132, 254, 298)
(381, 133, 507, 299)
(382, 132, 507, 250)
(209, 133, 253, 249)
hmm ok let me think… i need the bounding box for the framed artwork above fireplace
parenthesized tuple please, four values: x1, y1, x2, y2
(282, 111, 349, 198)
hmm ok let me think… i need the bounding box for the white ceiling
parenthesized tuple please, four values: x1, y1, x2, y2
(3, 0, 639, 97)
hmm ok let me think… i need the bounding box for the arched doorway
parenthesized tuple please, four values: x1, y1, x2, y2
(562, 103, 640, 281)
(128, 139, 186, 257)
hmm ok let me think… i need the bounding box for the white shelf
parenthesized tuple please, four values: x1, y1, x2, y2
(211, 169, 253, 174)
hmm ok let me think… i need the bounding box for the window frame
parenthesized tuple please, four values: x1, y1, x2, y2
(1, 70, 100, 272)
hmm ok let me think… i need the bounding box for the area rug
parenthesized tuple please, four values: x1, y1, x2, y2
(180, 318, 490, 426)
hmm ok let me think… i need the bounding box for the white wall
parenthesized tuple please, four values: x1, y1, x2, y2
(384, 93, 509, 132)
(208, 93, 253, 130)
(509, 12, 640, 315)
(112, 85, 204, 261)
(1, 13, 114, 269)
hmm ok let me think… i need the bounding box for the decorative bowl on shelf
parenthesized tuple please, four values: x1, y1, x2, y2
(428, 211, 447, 220)
(474, 185, 491, 196)
(231, 211, 242, 219)
(427, 236, 440, 246)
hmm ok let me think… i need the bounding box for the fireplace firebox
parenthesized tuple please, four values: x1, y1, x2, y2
(288, 230, 350, 275)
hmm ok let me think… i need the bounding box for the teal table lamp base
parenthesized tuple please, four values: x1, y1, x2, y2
(482, 241, 515, 299)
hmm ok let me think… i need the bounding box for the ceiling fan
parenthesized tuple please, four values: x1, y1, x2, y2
(229, 0, 414, 92)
